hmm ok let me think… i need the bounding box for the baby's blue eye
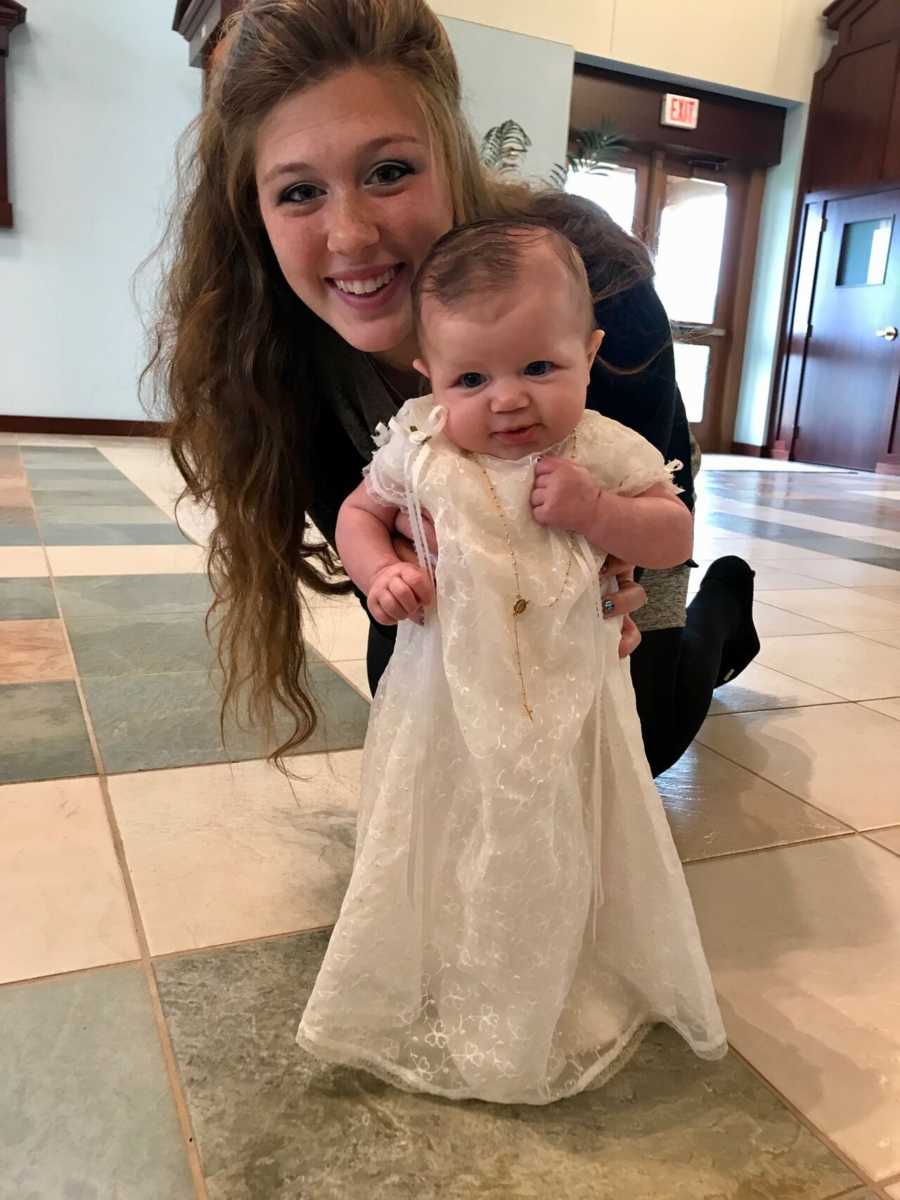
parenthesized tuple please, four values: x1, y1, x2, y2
(524, 361, 553, 376)
(458, 372, 485, 389)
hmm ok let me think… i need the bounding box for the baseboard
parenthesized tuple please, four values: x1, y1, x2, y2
(0, 415, 167, 438)
(730, 441, 765, 457)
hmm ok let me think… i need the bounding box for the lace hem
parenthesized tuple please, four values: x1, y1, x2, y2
(296, 1018, 727, 1106)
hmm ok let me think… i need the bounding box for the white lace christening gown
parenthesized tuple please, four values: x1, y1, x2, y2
(297, 397, 727, 1104)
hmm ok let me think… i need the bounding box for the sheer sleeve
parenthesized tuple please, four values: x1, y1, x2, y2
(579, 412, 683, 498)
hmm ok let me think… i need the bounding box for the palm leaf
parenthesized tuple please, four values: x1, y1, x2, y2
(567, 124, 624, 175)
(479, 119, 532, 173)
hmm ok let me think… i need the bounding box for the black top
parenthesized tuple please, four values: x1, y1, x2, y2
(307, 277, 692, 549)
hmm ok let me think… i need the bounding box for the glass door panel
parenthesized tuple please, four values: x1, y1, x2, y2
(673, 342, 711, 424)
(566, 164, 638, 234)
(654, 176, 728, 324)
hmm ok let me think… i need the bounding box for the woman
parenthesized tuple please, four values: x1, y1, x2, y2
(147, 0, 758, 775)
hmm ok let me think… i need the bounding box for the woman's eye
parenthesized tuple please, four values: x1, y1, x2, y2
(368, 160, 414, 187)
(279, 182, 325, 206)
(458, 372, 486, 390)
(524, 360, 554, 377)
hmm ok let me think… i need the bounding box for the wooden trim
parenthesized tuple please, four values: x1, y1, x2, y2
(731, 442, 765, 457)
(0, 415, 168, 438)
(769, 200, 827, 457)
(716, 166, 766, 452)
(571, 63, 786, 170)
(0, 0, 25, 230)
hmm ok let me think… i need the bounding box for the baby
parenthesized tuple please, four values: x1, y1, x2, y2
(297, 219, 725, 1105)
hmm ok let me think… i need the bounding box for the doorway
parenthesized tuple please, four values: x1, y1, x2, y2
(791, 189, 900, 472)
(567, 151, 758, 452)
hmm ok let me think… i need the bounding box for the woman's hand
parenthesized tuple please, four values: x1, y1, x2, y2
(600, 559, 646, 659)
(367, 562, 433, 626)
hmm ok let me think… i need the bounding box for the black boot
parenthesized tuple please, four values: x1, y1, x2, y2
(691, 556, 760, 687)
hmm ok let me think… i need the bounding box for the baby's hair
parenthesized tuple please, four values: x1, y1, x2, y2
(412, 218, 596, 343)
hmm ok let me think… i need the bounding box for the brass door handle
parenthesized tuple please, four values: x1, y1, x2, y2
(876, 326, 898, 341)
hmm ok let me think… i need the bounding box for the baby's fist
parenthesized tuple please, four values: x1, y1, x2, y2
(368, 562, 433, 626)
(531, 457, 599, 533)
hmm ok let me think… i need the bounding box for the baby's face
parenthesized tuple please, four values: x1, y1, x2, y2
(414, 251, 604, 461)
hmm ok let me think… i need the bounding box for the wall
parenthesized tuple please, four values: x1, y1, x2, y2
(0, 0, 199, 421)
(733, 104, 809, 447)
(441, 16, 573, 185)
(437, 0, 833, 104)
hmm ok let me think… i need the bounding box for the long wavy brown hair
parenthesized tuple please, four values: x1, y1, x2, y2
(143, 0, 654, 764)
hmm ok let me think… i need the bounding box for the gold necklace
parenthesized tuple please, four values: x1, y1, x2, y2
(469, 433, 578, 720)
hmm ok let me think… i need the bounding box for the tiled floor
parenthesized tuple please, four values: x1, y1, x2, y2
(3, 430, 900, 1198)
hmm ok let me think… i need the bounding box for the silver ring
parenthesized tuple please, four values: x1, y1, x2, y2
(602, 598, 616, 614)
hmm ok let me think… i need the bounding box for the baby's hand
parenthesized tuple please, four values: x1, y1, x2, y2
(531, 457, 599, 534)
(367, 562, 434, 626)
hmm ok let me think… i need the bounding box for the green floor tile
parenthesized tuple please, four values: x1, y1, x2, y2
(0, 965, 195, 1199)
(55, 573, 214, 619)
(0, 577, 57, 620)
(0, 681, 95, 783)
(155, 933, 863, 1200)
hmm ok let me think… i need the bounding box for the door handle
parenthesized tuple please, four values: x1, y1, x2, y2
(876, 326, 898, 341)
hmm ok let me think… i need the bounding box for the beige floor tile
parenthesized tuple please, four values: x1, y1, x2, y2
(862, 697, 900, 721)
(742, 545, 837, 565)
(299, 586, 359, 612)
(865, 827, 900, 856)
(0, 777, 139, 983)
(0, 619, 73, 684)
(332, 658, 371, 698)
(0, 547, 48, 577)
(759, 588, 900, 633)
(751, 565, 843, 591)
(693, 535, 813, 561)
(708, 662, 845, 714)
(693, 560, 844, 592)
(757, 632, 900, 700)
(752, 601, 838, 636)
(657, 743, 849, 862)
(0, 480, 30, 506)
(854, 585, 900, 605)
(697, 703, 900, 829)
(783, 559, 900, 587)
(860, 629, 900, 650)
(687, 836, 900, 1179)
(109, 753, 362, 955)
(305, 602, 371, 662)
(46, 544, 207, 576)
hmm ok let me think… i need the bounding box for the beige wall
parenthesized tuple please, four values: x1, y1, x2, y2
(435, 0, 833, 102)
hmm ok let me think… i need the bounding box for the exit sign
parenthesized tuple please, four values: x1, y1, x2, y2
(661, 93, 700, 130)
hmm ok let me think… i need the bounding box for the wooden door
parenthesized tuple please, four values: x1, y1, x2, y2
(793, 189, 900, 471)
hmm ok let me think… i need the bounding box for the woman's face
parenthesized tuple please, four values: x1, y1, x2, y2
(255, 67, 455, 368)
